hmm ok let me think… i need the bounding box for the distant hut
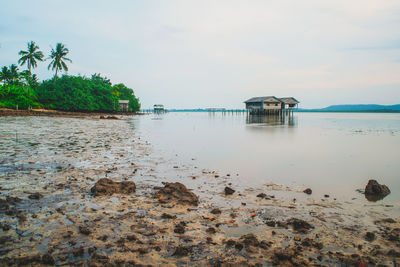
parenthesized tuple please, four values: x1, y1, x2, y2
(244, 96, 283, 110)
(119, 100, 129, 112)
(153, 104, 165, 113)
(244, 96, 299, 115)
(279, 97, 299, 109)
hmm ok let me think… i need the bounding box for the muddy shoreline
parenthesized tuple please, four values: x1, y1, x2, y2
(0, 116, 399, 266)
(0, 109, 140, 118)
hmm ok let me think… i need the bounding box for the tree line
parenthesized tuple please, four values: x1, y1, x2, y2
(0, 41, 140, 112)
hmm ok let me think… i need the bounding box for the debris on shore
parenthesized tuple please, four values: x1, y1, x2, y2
(91, 178, 136, 196)
(224, 186, 235, 195)
(155, 182, 199, 205)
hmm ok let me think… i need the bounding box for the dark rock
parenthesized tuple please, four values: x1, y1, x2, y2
(172, 246, 191, 257)
(376, 218, 396, 224)
(210, 208, 222, 214)
(226, 239, 236, 247)
(273, 248, 295, 262)
(91, 178, 136, 196)
(224, 187, 235, 195)
(286, 218, 313, 231)
(206, 227, 216, 234)
(265, 220, 276, 227)
(387, 249, 400, 257)
(0, 223, 11, 231)
(259, 240, 270, 249)
(155, 182, 199, 205)
(137, 248, 148, 254)
(240, 234, 259, 247)
(79, 225, 92, 235)
(324, 194, 330, 198)
(73, 247, 85, 257)
(126, 235, 137, 241)
(161, 213, 177, 219)
(6, 196, 22, 204)
(174, 224, 185, 234)
(301, 238, 323, 249)
(365, 232, 376, 242)
(0, 236, 9, 245)
(28, 192, 43, 200)
(234, 242, 244, 250)
(303, 188, 312, 195)
(364, 180, 390, 201)
(256, 193, 267, 198)
(17, 214, 26, 222)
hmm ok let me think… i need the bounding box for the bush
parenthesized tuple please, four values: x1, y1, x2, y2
(35, 75, 120, 111)
(0, 85, 38, 109)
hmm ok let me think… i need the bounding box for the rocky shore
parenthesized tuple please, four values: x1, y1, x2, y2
(0, 116, 399, 266)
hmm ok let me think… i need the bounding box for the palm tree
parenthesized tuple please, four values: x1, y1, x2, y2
(0, 64, 19, 85)
(0, 66, 9, 85)
(48, 43, 72, 78)
(9, 64, 19, 84)
(18, 41, 44, 73)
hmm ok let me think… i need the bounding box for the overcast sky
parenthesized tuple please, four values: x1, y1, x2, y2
(1, 0, 399, 108)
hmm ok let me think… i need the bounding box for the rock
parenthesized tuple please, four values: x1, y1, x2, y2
(257, 193, 267, 198)
(161, 213, 177, 219)
(365, 232, 375, 242)
(206, 227, 216, 234)
(210, 208, 222, 214)
(79, 225, 92, 235)
(364, 180, 390, 201)
(387, 249, 400, 257)
(155, 182, 199, 206)
(100, 115, 119, 120)
(28, 192, 43, 200)
(91, 178, 136, 196)
(172, 246, 191, 257)
(73, 247, 85, 256)
(0, 236, 9, 245)
(0, 223, 10, 231)
(273, 248, 295, 262)
(126, 235, 137, 241)
(174, 223, 185, 234)
(301, 238, 323, 249)
(303, 188, 312, 195)
(224, 186, 235, 195)
(240, 234, 260, 247)
(286, 218, 313, 231)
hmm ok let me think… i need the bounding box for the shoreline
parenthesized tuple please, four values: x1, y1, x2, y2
(0, 115, 399, 266)
(0, 108, 141, 118)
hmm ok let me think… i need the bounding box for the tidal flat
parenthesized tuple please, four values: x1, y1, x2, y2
(0, 115, 399, 266)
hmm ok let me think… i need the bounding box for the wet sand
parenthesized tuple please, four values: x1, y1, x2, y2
(0, 116, 399, 266)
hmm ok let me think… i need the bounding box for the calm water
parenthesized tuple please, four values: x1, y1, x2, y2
(133, 112, 400, 202)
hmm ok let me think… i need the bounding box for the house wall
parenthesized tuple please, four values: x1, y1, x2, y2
(119, 103, 129, 112)
(263, 102, 281, 110)
(246, 102, 263, 110)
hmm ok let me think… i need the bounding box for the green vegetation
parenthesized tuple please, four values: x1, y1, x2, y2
(18, 41, 44, 73)
(0, 41, 140, 112)
(48, 43, 72, 78)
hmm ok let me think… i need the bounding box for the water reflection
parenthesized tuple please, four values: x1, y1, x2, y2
(246, 114, 297, 127)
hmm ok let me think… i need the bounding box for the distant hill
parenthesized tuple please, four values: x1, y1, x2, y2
(300, 104, 400, 113)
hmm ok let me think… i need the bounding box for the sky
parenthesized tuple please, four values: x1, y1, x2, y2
(1, 0, 399, 109)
